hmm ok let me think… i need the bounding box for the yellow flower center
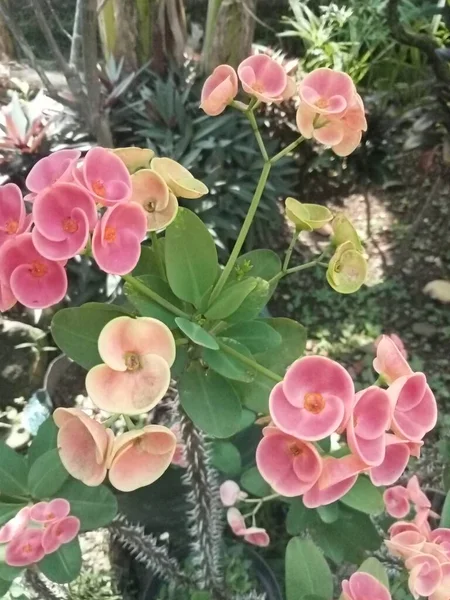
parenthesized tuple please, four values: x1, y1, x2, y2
(304, 392, 326, 414)
(104, 226, 117, 243)
(288, 442, 303, 457)
(62, 217, 78, 233)
(22, 543, 33, 554)
(124, 352, 141, 372)
(315, 97, 329, 109)
(5, 219, 19, 234)
(252, 80, 265, 94)
(30, 260, 47, 278)
(145, 199, 156, 213)
(92, 179, 106, 198)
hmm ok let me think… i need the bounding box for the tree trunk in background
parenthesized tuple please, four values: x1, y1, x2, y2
(0, 5, 14, 60)
(202, 0, 257, 74)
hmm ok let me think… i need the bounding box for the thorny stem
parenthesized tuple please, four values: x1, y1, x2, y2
(218, 340, 282, 383)
(122, 274, 190, 319)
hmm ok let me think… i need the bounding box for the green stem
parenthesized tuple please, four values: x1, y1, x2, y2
(102, 414, 119, 427)
(230, 99, 249, 112)
(270, 136, 305, 164)
(151, 231, 165, 279)
(122, 274, 190, 319)
(284, 259, 325, 276)
(242, 493, 280, 505)
(209, 161, 272, 303)
(218, 340, 282, 383)
(283, 230, 299, 272)
(246, 110, 269, 161)
(176, 338, 189, 346)
(124, 415, 139, 430)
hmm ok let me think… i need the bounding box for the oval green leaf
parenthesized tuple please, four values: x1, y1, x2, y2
(179, 363, 242, 438)
(285, 538, 333, 600)
(0, 443, 29, 497)
(0, 563, 23, 582)
(205, 279, 257, 320)
(124, 275, 186, 328)
(38, 538, 82, 583)
(226, 278, 270, 324)
(317, 502, 340, 524)
(175, 317, 219, 350)
(165, 208, 218, 306)
(0, 579, 11, 596)
(28, 417, 58, 465)
(340, 476, 384, 515)
(240, 466, 271, 498)
(441, 489, 450, 527)
(221, 320, 282, 354)
(28, 449, 69, 499)
(57, 479, 118, 531)
(233, 249, 282, 282)
(132, 245, 162, 277)
(203, 339, 255, 382)
(211, 441, 242, 476)
(358, 557, 389, 589)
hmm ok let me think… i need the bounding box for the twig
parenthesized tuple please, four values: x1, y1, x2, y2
(69, 0, 83, 67)
(44, 0, 72, 41)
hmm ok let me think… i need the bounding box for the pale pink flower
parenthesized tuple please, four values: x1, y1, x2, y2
(369, 434, 422, 486)
(0, 183, 32, 247)
(227, 507, 246, 535)
(226, 508, 269, 547)
(0, 233, 67, 309)
(130, 169, 178, 231)
(237, 55, 287, 103)
(73, 146, 131, 206)
(429, 563, 450, 600)
(374, 333, 407, 359)
(200, 64, 239, 116)
(42, 516, 80, 554)
(54, 408, 114, 487)
(30, 499, 70, 523)
(373, 335, 412, 384)
(406, 553, 442, 599)
(269, 356, 354, 441)
(32, 183, 97, 260)
(341, 572, 392, 600)
(407, 476, 431, 510)
(386, 530, 427, 560)
(256, 426, 322, 497)
(108, 425, 176, 492)
(384, 486, 410, 518)
(303, 454, 368, 508)
(220, 481, 248, 507)
(389, 521, 423, 539)
(299, 68, 355, 115)
(5, 528, 45, 566)
(0, 281, 16, 312)
(0, 507, 30, 543)
(387, 373, 437, 442)
(346, 386, 391, 466)
(26, 149, 80, 193)
(85, 316, 175, 414)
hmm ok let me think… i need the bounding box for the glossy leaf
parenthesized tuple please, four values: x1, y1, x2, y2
(0, 503, 28, 526)
(175, 317, 219, 350)
(165, 208, 218, 306)
(51, 303, 130, 370)
(124, 275, 185, 328)
(57, 479, 118, 531)
(211, 441, 242, 476)
(28, 449, 69, 499)
(179, 363, 242, 438)
(286, 498, 318, 535)
(232, 249, 282, 282)
(38, 538, 82, 583)
(204, 279, 257, 320)
(0, 579, 11, 596)
(28, 417, 58, 465)
(240, 467, 271, 497)
(0, 563, 22, 582)
(441, 490, 450, 527)
(221, 320, 282, 354)
(204, 339, 255, 382)
(226, 278, 270, 324)
(317, 503, 340, 524)
(132, 245, 162, 277)
(0, 443, 28, 497)
(340, 476, 384, 515)
(358, 557, 389, 589)
(285, 538, 333, 600)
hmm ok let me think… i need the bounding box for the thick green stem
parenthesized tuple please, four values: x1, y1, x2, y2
(218, 340, 282, 383)
(122, 274, 190, 319)
(283, 230, 299, 272)
(270, 136, 305, 164)
(246, 110, 269, 162)
(285, 259, 325, 276)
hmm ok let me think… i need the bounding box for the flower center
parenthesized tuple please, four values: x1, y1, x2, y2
(252, 80, 265, 94)
(5, 219, 19, 234)
(104, 226, 117, 243)
(304, 392, 326, 414)
(124, 352, 141, 372)
(288, 442, 303, 457)
(30, 260, 47, 278)
(22, 543, 33, 554)
(62, 217, 78, 233)
(46, 512, 55, 520)
(92, 179, 106, 198)
(145, 200, 156, 213)
(315, 97, 329, 109)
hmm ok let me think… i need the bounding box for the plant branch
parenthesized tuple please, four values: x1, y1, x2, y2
(270, 136, 305, 164)
(69, 0, 83, 68)
(218, 340, 282, 383)
(246, 110, 269, 161)
(44, 0, 72, 41)
(122, 274, 190, 318)
(283, 230, 299, 271)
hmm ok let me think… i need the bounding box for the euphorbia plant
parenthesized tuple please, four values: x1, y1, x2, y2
(0, 55, 445, 600)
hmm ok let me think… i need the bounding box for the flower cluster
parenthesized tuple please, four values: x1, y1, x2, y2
(341, 572, 392, 600)
(201, 55, 366, 157)
(255, 335, 436, 508)
(0, 147, 208, 311)
(54, 316, 177, 492)
(384, 478, 450, 600)
(0, 499, 79, 567)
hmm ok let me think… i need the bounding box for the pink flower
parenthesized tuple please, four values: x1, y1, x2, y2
(26, 149, 80, 194)
(406, 553, 442, 599)
(92, 202, 147, 275)
(32, 183, 97, 260)
(389, 521, 423, 539)
(0, 183, 32, 247)
(42, 516, 80, 554)
(226, 508, 270, 547)
(54, 408, 113, 486)
(200, 65, 239, 116)
(108, 425, 176, 492)
(407, 476, 431, 511)
(384, 486, 410, 518)
(73, 147, 131, 206)
(256, 426, 322, 497)
(0, 281, 16, 312)
(374, 333, 407, 359)
(30, 499, 70, 523)
(130, 169, 178, 231)
(5, 528, 45, 566)
(269, 356, 354, 441)
(373, 335, 412, 384)
(227, 507, 246, 535)
(341, 572, 392, 600)
(299, 68, 355, 115)
(386, 530, 427, 560)
(0, 507, 30, 543)
(303, 454, 368, 508)
(369, 434, 422, 486)
(0, 233, 67, 309)
(429, 563, 450, 600)
(237, 55, 287, 103)
(220, 481, 247, 507)
(387, 373, 437, 442)
(85, 316, 175, 414)
(346, 386, 391, 466)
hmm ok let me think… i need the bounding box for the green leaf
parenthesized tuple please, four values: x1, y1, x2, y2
(340, 476, 384, 515)
(286, 498, 318, 535)
(57, 480, 118, 531)
(28, 417, 58, 465)
(233, 250, 282, 282)
(0, 443, 28, 497)
(165, 208, 218, 306)
(0, 502, 28, 526)
(221, 321, 282, 354)
(51, 303, 130, 369)
(179, 363, 242, 438)
(171, 346, 188, 379)
(204, 339, 255, 382)
(0, 563, 22, 582)
(38, 538, 82, 583)
(175, 317, 219, 350)
(444, 464, 450, 493)
(240, 467, 271, 497)
(204, 279, 257, 320)
(124, 275, 186, 328)
(132, 245, 161, 277)
(211, 441, 242, 476)
(317, 503, 340, 524)
(226, 278, 270, 324)
(441, 490, 450, 527)
(358, 557, 389, 589)
(0, 578, 11, 596)
(285, 538, 333, 600)
(28, 449, 69, 499)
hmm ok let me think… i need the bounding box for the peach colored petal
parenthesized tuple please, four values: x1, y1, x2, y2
(112, 147, 155, 174)
(296, 102, 316, 138)
(383, 486, 410, 518)
(227, 507, 246, 535)
(201, 65, 238, 116)
(313, 120, 345, 146)
(342, 572, 392, 600)
(151, 157, 208, 199)
(373, 335, 412, 384)
(332, 127, 362, 157)
(406, 553, 442, 599)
